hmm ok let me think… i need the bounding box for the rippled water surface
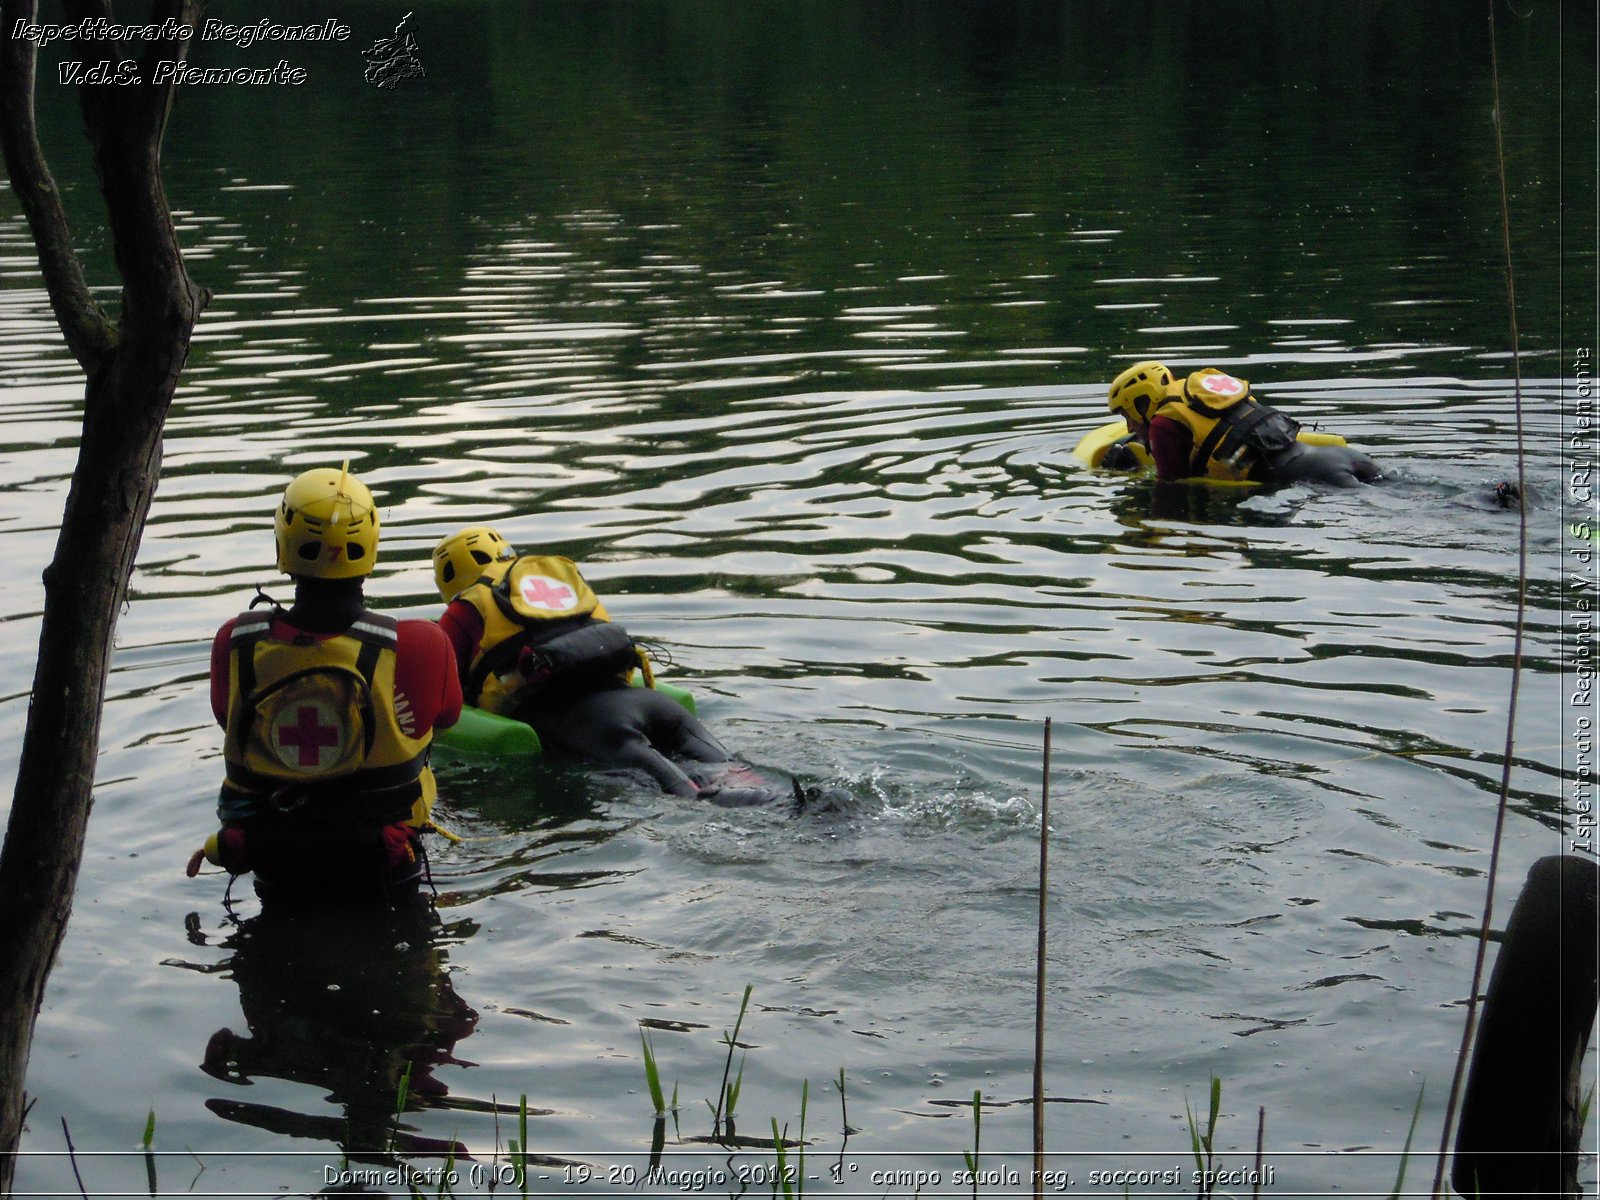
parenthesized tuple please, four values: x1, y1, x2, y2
(2, 3, 1595, 1195)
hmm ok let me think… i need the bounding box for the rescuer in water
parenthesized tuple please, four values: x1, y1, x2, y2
(432, 526, 787, 807)
(1106, 361, 1380, 487)
(187, 464, 462, 901)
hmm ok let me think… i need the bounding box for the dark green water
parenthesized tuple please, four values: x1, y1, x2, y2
(1, 2, 1595, 1194)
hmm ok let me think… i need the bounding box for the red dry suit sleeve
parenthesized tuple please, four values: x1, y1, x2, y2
(1148, 414, 1195, 482)
(394, 619, 462, 732)
(437, 600, 485, 692)
(209, 618, 238, 726)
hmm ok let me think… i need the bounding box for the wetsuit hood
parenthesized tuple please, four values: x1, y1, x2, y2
(285, 577, 368, 633)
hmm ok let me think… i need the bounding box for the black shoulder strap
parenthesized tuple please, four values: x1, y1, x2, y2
(344, 611, 393, 756)
(464, 626, 534, 707)
(1192, 399, 1267, 476)
(1204, 400, 1301, 477)
(345, 611, 397, 687)
(489, 556, 531, 625)
(1191, 412, 1234, 476)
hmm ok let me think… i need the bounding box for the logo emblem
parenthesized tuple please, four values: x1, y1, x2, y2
(363, 11, 427, 90)
(519, 575, 577, 612)
(1200, 374, 1245, 397)
(273, 703, 346, 770)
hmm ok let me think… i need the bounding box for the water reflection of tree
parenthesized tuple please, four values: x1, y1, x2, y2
(195, 897, 479, 1165)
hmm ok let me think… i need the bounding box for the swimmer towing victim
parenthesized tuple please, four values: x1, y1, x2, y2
(1081, 361, 1379, 488)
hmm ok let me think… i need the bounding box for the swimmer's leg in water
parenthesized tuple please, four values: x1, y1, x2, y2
(1272, 443, 1381, 487)
(525, 687, 780, 804)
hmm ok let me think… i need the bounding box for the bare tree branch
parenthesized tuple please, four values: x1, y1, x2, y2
(0, 3, 209, 1191)
(0, 0, 117, 368)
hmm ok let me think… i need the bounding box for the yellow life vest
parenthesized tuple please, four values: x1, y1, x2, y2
(1154, 371, 1302, 482)
(455, 555, 642, 713)
(221, 609, 435, 829)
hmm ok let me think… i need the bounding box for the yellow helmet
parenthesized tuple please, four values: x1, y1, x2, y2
(274, 464, 379, 579)
(1108, 360, 1174, 425)
(433, 526, 515, 602)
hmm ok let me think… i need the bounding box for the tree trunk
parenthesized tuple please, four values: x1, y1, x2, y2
(0, 2, 207, 1193)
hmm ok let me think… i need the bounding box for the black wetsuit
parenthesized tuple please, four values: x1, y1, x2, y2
(1150, 397, 1380, 488)
(517, 684, 728, 796)
(1263, 440, 1381, 488)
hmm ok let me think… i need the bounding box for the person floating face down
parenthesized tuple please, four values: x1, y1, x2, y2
(432, 528, 780, 806)
(1106, 361, 1380, 487)
(187, 465, 462, 901)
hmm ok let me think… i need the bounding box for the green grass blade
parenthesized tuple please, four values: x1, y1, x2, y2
(798, 1079, 809, 1192)
(517, 1093, 530, 1197)
(437, 1143, 457, 1199)
(388, 1062, 415, 1153)
(396, 1061, 414, 1118)
(1185, 1095, 1203, 1171)
(640, 1028, 666, 1115)
(1386, 1084, 1425, 1200)
(732, 984, 753, 1039)
(772, 1118, 793, 1200)
(1206, 1075, 1221, 1152)
(965, 1090, 981, 1199)
(727, 1053, 746, 1121)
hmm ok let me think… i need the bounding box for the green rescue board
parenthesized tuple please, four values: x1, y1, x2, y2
(436, 679, 697, 757)
(1071, 419, 1348, 471)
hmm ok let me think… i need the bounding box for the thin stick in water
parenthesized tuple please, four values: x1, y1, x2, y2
(60, 1117, 88, 1200)
(1433, 6, 1531, 1196)
(1253, 1106, 1265, 1200)
(1033, 716, 1052, 1198)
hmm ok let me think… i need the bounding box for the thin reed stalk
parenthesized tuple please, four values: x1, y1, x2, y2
(1033, 717, 1051, 1198)
(1185, 1077, 1221, 1199)
(1252, 1106, 1265, 1200)
(710, 984, 753, 1139)
(1391, 1086, 1425, 1200)
(1433, 6, 1532, 1195)
(387, 1060, 414, 1155)
(961, 1090, 982, 1200)
(835, 1068, 851, 1183)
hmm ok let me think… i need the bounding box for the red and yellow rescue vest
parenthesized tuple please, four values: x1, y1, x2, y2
(221, 609, 435, 828)
(1154, 372, 1301, 482)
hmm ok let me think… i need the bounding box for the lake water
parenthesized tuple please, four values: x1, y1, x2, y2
(1, 3, 1595, 1195)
